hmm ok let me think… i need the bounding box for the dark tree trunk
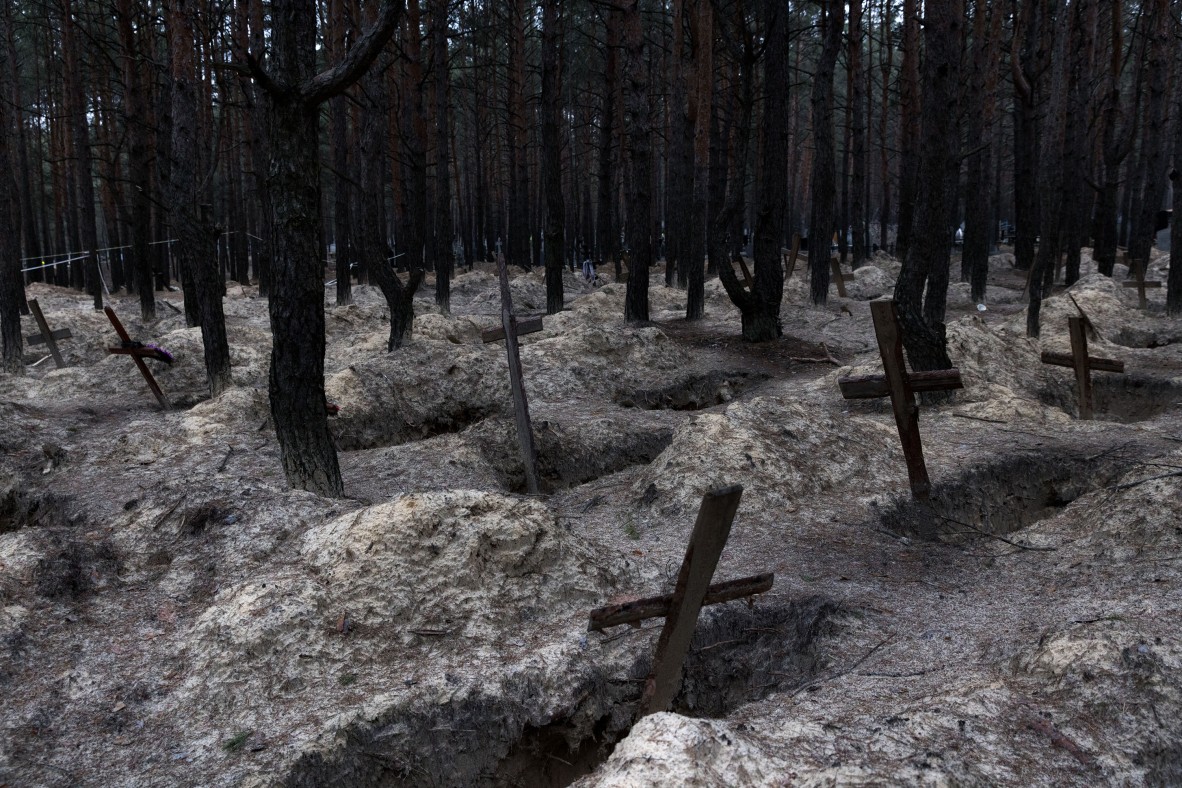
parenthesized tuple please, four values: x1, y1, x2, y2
(0, 4, 20, 373)
(962, 0, 998, 303)
(506, 0, 530, 270)
(116, 0, 155, 320)
(893, 0, 961, 372)
(685, 0, 712, 320)
(541, 0, 565, 314)
(808, 1, 843, 305)
(169, 0, 232, 396)
(1027, 0, 1070, 339)
(1127, 0, 1170, 267)
(253, 0, 399, 497)
(60, 0, 102, 310)
(895, 0, 920, 261)
(597, 4, 621, 272)
(431, 0, 452, 312)
(848, 0, 866, 268)
(715, 0, 783, 342)
(329, 0, 352, 306)
(666, 0, 692, 289)
(622, 0, 650, 322)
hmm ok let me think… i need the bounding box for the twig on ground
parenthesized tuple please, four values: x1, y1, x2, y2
(933, 513, 1056, 552)
(789, 635, 896, 697)
(1109, 470, 1182, 491)
(1023, 711, 1096, 768)
(152, 494, 188, 530)
(951, 412, 1008, 424)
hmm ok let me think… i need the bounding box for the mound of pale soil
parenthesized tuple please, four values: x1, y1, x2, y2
(626, 396, 902, 524)
(173, 490, 631, 726)
(845, 265, 894, 301)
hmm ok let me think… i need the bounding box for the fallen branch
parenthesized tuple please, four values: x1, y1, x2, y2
(152, 494, 188, 530)
(789, 635, 895, 696)
(934, 513, 1056, 552)
(1109, 470, 1182, 491)
(1024, 712, 1096, 768)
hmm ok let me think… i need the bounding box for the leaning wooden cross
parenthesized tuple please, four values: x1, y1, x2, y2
(26, 299, 71, 369)
(104, 307, 172, 411)
(837, 300, 963, 500)
(494, 257, 541, 494)
(830, 256, 854, 297)
(1040, 315, 1124, 420)
(783, 233, 802, 278)
(587, 485, 774, 720)
(1122, 259, 1161, 310)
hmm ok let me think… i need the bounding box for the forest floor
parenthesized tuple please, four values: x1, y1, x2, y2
(1, 248, 1181, 787)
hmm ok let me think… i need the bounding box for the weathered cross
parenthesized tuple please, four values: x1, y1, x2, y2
(494, 256, 541, 494)
(1040, 315, 1124, 420)
(587, 485, 774, 720)
(104, 307, 171, 410)
(837, 299, 963, 500)
(26, 299, 70, 369)
(830, 256, 855, 297)
(1122, 259, 1161, 309)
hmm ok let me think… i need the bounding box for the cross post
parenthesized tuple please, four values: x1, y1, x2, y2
(837, 300, 963, 500)
(27, 299, 68, 369)
(1122, 259, 1161, 309)
(496, 256, 541, 494)
(830, 256, 854, 297)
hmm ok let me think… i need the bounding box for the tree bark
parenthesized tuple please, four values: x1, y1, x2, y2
(893, 0, 961, 371)
(253, 0, 400, 497)
(1127, 0, 1170, 267)
(808, 0, 843, 306)
(0, 1, 20, 373)
(168, 0, 232, 396)
(431, 0, 452, 312)
(622, 0, 651, 322)
(895, 0, 920, 261)
(541, 0, 565, 315)
(685, 0, 713, 320)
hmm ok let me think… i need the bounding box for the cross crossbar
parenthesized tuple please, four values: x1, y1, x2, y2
(588, 572, 773, 631)
(1122, 260, 1161, 309)
(837, 300, 962, 499)
(27, 328, 72, 346)
(482, 315, 543, 344)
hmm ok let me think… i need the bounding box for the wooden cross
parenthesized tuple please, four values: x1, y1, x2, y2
(837, 300, 963, 500)
(1122, 259, 1161, 309)
(26, 299, 69, 369)
(737, 256, 755, 290)
(104, 307, 171, 410)
(1040, 315, 1124, 420)
(481, 315, 543, 344)
(587, 485, 774, 720)
(495, 256, 541, 494)
(830, 256, 854, 297)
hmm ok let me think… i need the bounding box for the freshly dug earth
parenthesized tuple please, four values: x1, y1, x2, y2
(1, 251, 1181, 787)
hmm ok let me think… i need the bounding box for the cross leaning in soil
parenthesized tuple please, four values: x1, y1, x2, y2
(1040, 315, 1124, 420)
(837, 299, 963, 500)
(494, 256, 541, 494)
(586, 485, 774, 721)
(104, 307, 171, 410)
(26, 299, 70, 369)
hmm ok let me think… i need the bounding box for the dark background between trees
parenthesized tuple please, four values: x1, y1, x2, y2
(1, 0, 1180, 492)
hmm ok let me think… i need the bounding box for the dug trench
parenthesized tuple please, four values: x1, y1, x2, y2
(280, 597, 838, 788)
(877, 446, 1129, 544)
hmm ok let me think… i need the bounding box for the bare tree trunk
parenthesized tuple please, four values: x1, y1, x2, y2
(878, 0, 893, 254)
(506, 0, 530, 270)
(848, 0, 866, 268)
(893, 0, 962, 372)
(962, 0, 998, 303)
(429, 0, 450, 311)
(60, 0, 102, 310)
(895, 0, 920, 261)
(168, 0, 232, 396)
(541, 0, 565, 314)
(1128, 0, 1170, 267)
(252, 0, 399, 496)
(0, 0, 20, 373)
(808, 0, 843, 305)
(597, 3, 621, 272)
(622, 0, 651, 322)
(685, 0, 712, 320)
